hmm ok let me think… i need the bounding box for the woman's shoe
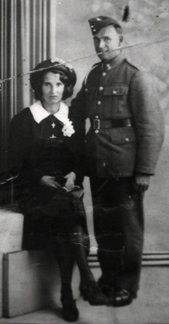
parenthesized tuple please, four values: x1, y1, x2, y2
(80, 280, 110, 306)
(61, 295, 79, 322)
(97, 275, 115, 297)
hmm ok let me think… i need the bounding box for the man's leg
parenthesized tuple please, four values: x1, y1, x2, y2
(90, 177, 144, 306)
(90, 178, 124, 296)
(115, 191, 144, 294)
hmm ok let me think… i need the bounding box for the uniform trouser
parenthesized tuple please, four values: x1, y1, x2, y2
(90, 177, 144, 293)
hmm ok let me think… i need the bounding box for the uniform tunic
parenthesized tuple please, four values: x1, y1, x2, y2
(70, 53, 164, 178)
(70, 53, 164, 293)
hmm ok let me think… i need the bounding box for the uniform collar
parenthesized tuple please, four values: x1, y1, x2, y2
(102, 52, 125, 72)
(29, 100, 69, 124)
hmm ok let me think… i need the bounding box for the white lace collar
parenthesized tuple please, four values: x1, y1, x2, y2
(29, 100, 69, 124)
(29, 101, 75, 137)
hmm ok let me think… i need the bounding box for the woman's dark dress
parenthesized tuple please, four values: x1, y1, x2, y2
(8, 108, 87, 250)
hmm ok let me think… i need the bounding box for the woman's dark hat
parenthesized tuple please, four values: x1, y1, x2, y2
(30, 58, 77, 90)
(89, 16, 122, 35)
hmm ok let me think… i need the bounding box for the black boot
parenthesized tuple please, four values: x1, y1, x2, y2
(113, 289, 137, 307)
(61, 293, 79, 322)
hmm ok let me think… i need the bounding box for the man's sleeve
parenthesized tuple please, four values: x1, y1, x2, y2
(69, 81, 87, 152)
(70, 80, 87, 119)
(128, 70, 164, 175)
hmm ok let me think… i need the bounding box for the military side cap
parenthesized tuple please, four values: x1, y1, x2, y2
(30, 58, 76, 91)
(88, 16, 122, 35)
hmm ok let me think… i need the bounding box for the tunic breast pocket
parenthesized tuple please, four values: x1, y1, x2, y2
(103, 85, 129, 119)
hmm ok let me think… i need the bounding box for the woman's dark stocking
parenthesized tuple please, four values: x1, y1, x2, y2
(56, 239, 79, 321)
(70, 225, 93, 284)
(56, 239, 74, 298)
(70, 225, 110, 306)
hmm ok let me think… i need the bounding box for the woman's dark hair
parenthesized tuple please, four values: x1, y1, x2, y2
(33, 68, 74, 101)
(30, 59, 76, 101)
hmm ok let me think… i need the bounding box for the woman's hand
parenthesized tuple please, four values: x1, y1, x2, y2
(64, 172, 76, 191)
(40, 175, 62, 189)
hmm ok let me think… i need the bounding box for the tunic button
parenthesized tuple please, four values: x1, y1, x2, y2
(103, 162, 106, 167)
(85, 88, 88, 92)
(102, 72, 106, 76)
(95, 130, 99, 134)
(125, 137, 129, 142)
(95, 115, 99, 118)
(113, 90, 117, 94)
(97, 101, 101, 105)
(99, 86, 103, 91)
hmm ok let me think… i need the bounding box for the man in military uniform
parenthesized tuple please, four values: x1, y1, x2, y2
(70, 16, 164, 306)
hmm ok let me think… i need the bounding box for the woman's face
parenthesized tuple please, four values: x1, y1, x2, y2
(41, 72, 65, 106)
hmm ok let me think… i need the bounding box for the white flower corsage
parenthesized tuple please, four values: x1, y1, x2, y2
(62, 120, 75, 137)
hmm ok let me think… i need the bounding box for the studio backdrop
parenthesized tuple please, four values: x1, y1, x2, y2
(1, 0, 169, 253)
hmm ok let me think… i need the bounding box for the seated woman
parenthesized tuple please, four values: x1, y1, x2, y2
(7, 58, 110, 322)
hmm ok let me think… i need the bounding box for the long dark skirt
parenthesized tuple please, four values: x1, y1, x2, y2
(17, 184, 88, 250)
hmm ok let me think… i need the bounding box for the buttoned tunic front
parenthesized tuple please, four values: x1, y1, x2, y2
(70, 53, 164, 178)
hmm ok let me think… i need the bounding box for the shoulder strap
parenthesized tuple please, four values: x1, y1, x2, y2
(84, 62, 101, 85)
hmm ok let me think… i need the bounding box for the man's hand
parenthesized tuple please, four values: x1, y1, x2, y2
(64, 172, 76, 191)
(40, 175, 62, 189)
(133, 174, 150, 193)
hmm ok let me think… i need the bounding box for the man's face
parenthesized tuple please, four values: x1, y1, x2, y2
(93, 25, 121, 62)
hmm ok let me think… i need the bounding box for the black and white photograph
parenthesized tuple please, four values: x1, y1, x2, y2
(0, 0, 169, 323)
